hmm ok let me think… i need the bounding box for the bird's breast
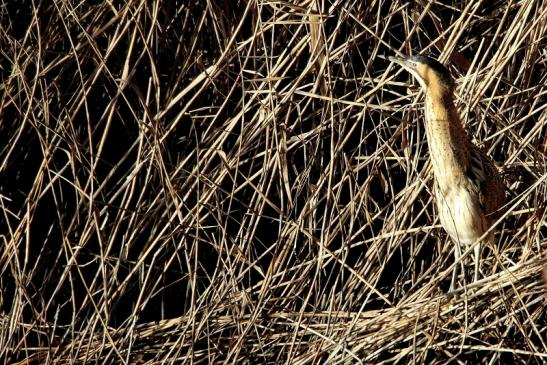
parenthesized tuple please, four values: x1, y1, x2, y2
(435, 183, 489, 245)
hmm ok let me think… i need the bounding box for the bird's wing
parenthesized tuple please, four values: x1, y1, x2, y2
(466, 149, 487, 196)
(465, 147, 505, 216)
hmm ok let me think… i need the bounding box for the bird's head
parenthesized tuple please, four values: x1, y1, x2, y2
(389, 55, 454, 97)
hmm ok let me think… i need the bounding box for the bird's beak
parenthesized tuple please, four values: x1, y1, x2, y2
(388, 56, 415, 72)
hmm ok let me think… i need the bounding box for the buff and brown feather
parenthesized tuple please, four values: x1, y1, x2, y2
(389, 55, 505, 291)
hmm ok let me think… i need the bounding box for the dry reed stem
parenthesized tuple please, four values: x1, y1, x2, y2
(0, 0, 546, 364)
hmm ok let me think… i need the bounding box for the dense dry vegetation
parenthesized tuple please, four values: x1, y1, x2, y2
(1, 0, 546, 363)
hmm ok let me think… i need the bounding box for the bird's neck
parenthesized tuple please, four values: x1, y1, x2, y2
(424, 94, 470, 187)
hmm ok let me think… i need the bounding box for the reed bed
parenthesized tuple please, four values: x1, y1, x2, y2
(1, 0, 546, 363)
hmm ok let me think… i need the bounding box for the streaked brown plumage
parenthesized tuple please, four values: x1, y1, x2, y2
(389, 55, 505, 291)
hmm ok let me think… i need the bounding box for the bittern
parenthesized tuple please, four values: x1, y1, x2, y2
(389, 55, 505, 291)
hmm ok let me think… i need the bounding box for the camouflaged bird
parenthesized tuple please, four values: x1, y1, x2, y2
(389, 55, 505, 291)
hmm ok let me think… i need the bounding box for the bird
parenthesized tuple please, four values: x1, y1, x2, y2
(388, 54, 505, 291)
